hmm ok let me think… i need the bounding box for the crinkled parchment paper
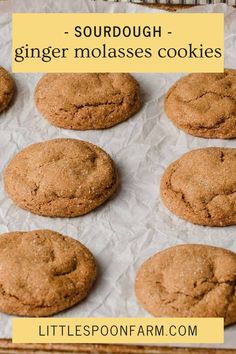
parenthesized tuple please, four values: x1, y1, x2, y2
(0, 0, 235, 348)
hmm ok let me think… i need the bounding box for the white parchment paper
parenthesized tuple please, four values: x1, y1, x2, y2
(0, 0, 236, 348)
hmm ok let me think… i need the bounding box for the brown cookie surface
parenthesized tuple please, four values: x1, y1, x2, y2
(4, 138, 118, 217)
(0, 67, 14, 113)
(164, 70, 236, 139)
(135, 244, 236, 325)
(0, 230, 96, 317)
(161, 147, 236, 226)
(35, 73, 142, 130)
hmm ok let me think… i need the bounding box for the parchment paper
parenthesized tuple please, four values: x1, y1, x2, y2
(0, 0, 236, 348)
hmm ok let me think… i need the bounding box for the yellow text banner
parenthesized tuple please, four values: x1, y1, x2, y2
(12, 317, 224, 344)
(12, 13, 224, 73)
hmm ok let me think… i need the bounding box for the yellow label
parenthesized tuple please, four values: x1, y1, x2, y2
(12, 318, 224, 344)
(12, 13, 224, 73)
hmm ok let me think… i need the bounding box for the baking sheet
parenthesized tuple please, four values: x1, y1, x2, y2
(0, 0, 236, 348)
(94, 0, 236, 6)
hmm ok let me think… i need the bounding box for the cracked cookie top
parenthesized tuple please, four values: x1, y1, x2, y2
(0, 230, 97, 316)
(0, 66, 15, 113)
(164, 70, 236, 139)
(135, 244, 236, 325)
(4, 138, 118, 217)
(35, 73, 142, 130)
(161, 147, 236, 226)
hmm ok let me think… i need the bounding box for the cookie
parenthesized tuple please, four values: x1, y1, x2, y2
(164, 70, 236, 139)
(35, 73, 142, 130)
(0, 230, 96, 317)
(0, 66, 14, 113)
(161, 147, 236, 226)
(135, 244, 236, 325)
(4, 138, 118, 217)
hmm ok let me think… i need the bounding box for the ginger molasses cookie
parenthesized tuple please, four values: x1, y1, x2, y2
(164, 70, 236, 139)
(161, 148, 236, 226)
(135, 244, 236, 325)
(35, 73, 142, 130)
(4, 138, 118, 217)
(0, 66, 14, 113)
(0, 230, 96, 316)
